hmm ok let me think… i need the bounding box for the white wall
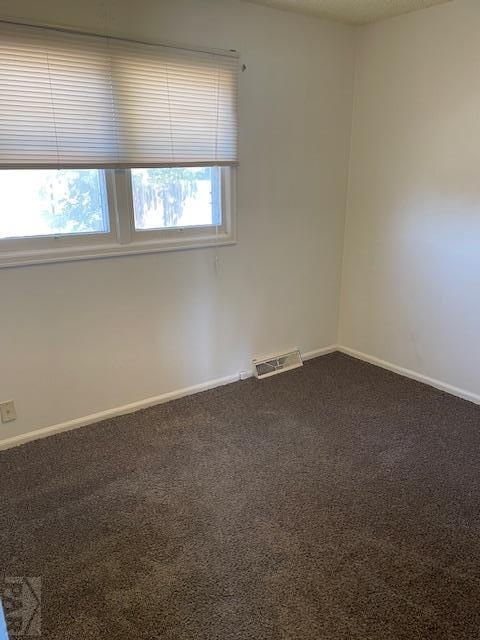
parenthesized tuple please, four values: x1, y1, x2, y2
(0, 0, 355, 440)
(340, 0, 480, 399)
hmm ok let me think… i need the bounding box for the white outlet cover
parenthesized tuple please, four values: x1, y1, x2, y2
(0, 400, 17, 423)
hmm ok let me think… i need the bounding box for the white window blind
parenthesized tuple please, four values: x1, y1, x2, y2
(0, 21, 239, 169)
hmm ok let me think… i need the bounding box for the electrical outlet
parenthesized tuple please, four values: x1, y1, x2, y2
(0, 400, 17, 423)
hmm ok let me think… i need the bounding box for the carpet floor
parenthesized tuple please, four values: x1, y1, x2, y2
(1, 352, 480, 639)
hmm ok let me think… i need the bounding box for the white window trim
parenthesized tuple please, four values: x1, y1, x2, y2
(0, 167, 237, 268)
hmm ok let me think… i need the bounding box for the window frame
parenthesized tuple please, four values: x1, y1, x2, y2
(0, 166, 237, 268)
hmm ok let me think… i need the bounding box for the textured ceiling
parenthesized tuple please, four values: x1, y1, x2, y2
(242, 0, 452, 24)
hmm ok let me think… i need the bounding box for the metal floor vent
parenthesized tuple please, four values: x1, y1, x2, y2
(253, 349, 303, 379)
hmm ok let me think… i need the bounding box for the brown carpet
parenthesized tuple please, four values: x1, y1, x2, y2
(1, 352, 480, 639)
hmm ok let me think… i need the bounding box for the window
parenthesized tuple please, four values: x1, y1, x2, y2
(0, 170, 109, 239)
(0, 165, 235, 266)
(131, 168, 221, 231)
(0, 21, 238, 267)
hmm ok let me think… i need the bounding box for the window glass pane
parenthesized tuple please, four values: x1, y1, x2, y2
(0, 169, 109, 239)
(131, 167, 221, 230)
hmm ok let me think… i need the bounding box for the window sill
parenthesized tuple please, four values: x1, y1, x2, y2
(0, 232, 236, 269)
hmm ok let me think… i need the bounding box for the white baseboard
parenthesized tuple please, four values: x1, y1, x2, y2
(338, 345, 480, 406)
(302, 344, 338, 361)
(0, 373, 239, 452)
(3, 343, 475, 453)
(0, 344, 338, 452)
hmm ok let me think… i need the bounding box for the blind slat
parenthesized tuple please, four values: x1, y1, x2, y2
(0, 21, 239, 168)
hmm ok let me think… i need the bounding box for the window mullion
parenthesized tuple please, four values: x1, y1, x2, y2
(110, 168, 134, 245)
